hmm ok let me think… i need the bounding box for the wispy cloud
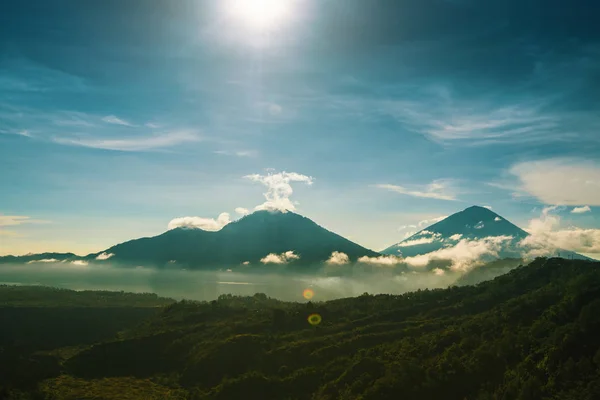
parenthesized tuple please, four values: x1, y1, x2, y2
(0, 128, 33, 138)
(214, 150, 257, 157)
(0, 215, 49, 227)
(53, 130, 201, 151)
(102, 115, 134, 127)
(54, 111, 97, 128)
(375, 180, 457, 201)
(245, 171, 314, 212)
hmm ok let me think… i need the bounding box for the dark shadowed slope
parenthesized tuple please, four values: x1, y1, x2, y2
(85, 210, 380, 269)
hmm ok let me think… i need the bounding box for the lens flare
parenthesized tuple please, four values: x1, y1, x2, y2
(303, 288, 314, 300)
(307, 313, 322, 326)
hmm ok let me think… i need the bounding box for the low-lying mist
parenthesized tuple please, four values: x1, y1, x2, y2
(0, 262, 485, 302)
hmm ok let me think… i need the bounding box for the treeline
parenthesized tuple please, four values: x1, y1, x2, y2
(2, 257, 600, 399)
(0, 285, 175, 307)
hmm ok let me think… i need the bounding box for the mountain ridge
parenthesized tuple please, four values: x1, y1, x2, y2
(82, 210, 380, 269)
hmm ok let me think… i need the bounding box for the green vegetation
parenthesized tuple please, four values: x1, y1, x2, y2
(0, 285, 174, 307)
(2, 258, 600, 399)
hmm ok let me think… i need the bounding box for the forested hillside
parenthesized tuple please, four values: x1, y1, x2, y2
(2, 258, 600, 399)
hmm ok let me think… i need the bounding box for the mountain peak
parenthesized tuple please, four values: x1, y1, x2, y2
(381, 206, 528, 258)
(88, 209, 378, 269)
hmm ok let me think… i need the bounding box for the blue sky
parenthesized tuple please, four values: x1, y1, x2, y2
(1, 0, 599, 256)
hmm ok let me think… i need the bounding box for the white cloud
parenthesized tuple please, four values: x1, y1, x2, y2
(399, 232, 442, 247)
(168, 213, 231, 231)
(519, 211, 600, 258)
(260, 251, 300, 264)
(214, 150, 256, 157)
(357, 255, 403, 266)
(145, 122, 160, 129)
(572, 206, 591, 214)
(449, 234, 463, 241)
(494, 217, 502, 222)
(96, 252, 114, 260)
(326, 251, 350, 265)
(483, 205, 493, 210)
(510, 159, 600, 205)
(235, 207, 250, 216)
(433, 268, 445, 276)
(71, 260, 89, 266)
(404, 236, 514, 271)
(27, 258, 59, 264)
(242, 261, 250, 265)
(102, 115, 134, 127)
(399, 237, 437, 247)
(375, 180, 457, 201)
(245, 171, 314, 212)
(53, 130, 201, 151)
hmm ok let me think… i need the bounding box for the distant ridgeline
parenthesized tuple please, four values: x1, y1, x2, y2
(2, 257, 600, 399)
(0, 207, 589, 270)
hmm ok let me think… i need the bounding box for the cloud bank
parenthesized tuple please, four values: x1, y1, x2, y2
(404, 235, 514, 271)
(519, 210, 600, 258)
(358, 255, 404, 266)
(510, 159, 600, 205)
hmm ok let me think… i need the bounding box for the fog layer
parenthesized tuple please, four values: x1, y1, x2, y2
(0, 262, 468, 302)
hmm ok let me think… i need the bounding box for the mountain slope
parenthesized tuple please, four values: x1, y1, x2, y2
(0, 252, 77, 265)
(382, 206, 527, 257)
(381, 205, 587, 260)
(87, 210, 379, 268)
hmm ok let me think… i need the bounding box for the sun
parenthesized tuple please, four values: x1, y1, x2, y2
(228, 0, 292, 31)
